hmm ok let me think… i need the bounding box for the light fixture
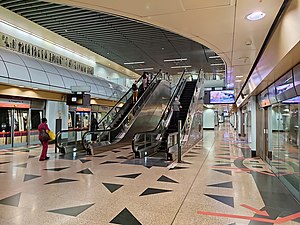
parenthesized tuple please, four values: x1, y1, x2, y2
(19, 85, 24, 88)
(33, 87, 38, 90)
(246, 11, 266, 21)
(235, 80, 242, 82)
(124, 61, 145, 65)
(236, 75, 243, 78)
(135, 68, 154, 71)
(164, 58, 187, 62)
(171, 65, 192, 69)
(209, 56, 221, 59)
(210, 63, 224, 66)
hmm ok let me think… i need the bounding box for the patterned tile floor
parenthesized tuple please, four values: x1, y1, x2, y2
(0, 123, 300, 224)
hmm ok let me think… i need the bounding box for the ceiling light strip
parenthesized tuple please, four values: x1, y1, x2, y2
(134, 68, 154, 71)
(124, 61, 145, 65)
(209, 56, 221, 59)
(211, 63, 224, 66)
(164, 58, 187, 62)
(171, 65, 192, 69)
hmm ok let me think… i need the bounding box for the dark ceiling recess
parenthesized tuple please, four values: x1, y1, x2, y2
(0, 0, 225, 75)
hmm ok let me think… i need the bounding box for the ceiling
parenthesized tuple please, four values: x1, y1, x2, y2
(0, 0, 286, 97)
(0, 0, 226, 77)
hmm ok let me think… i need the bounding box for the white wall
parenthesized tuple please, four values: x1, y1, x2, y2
(45, 101, 68, 132)
(203, 108, 215, 129)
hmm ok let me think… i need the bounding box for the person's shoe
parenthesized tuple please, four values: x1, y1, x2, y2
(39, 158, 45, 161)
(45, 157, 50, 160)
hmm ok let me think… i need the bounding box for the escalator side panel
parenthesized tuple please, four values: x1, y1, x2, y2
(92, 80, 171, 154)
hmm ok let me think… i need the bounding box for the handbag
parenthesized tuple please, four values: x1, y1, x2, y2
(48, 130, 56, 141)
(40, 129, 50, 141)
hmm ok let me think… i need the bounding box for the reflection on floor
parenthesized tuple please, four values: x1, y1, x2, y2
(0, 124, 300, 225)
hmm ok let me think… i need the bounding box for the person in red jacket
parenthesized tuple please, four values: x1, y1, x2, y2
(38, 118, 50, 161)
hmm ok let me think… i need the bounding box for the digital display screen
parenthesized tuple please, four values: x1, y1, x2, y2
(210, 90, 235, 104)
(66, 94, 90, 106)
(282, 96, 300, 103)
(275, 83, 294, 94)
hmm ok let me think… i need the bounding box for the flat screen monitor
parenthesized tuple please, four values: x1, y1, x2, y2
(210, 90, 235, 104)
(282, 96, 300, 104)
(66, 94, 90, 106)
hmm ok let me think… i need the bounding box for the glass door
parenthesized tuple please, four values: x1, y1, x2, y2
(12, 109, 28, 147)
(29, 110, 43, 144)
(0, 108, 12, 148)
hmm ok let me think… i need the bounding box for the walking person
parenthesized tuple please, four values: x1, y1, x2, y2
(172, 97, 182, 128)
(132, 80, 138, 103)
(38, 118, 50, 161)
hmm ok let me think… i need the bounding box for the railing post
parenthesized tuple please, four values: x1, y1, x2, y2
(177, 120, 182, 163)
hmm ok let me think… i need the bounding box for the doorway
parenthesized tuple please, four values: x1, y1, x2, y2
(0, 108, 29, 148)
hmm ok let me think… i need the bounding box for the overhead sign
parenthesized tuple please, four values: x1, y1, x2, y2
(70, 86, 91, 93)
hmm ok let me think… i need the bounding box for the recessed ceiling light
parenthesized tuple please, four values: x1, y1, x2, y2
(235, 80, 242, 82)
(246, 11, 266, 21)
(236, 76, 243, 78)
(19, 85, 24, 88)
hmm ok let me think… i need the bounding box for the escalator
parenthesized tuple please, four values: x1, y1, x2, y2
(82, 74, 172, 155)
(55, 75, 145, 155)
(132, 72, 203, 161)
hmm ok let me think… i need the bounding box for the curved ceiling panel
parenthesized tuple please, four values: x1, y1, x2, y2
(0, 49, 25, 66)
(18, 54, 44, 70)
(46, 72, 65, 88)
(28, 68, 49, 85)
(5, 62, 31, 81)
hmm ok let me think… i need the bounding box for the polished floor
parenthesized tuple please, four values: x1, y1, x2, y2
(0, 124, 300, 225)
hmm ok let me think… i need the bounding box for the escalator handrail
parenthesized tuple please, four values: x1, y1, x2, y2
(81, 73, 161, 149)
(55, 128, 89, 149)
(131, 71, 187, 152)
(97, 75, 143, 129)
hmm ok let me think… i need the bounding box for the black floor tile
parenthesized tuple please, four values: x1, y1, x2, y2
(116, 156, 128, 159)
(116, 173, 142, 179)
(204, 194, 234, 208)
(213, 163, 231, 167)
(110, 208, 142, 225)
(212, 169, 232, 176)
(79, 159, 91, 163)
(47, 203, 94, 217)
(45, 178, 79, 185)
(93, 155, 107, 158)
(14, 163, 27, 168)
(169, 166, 188, 170)
(23, 174, 41, 182)
(0, 193, 21, 207)
(207, 181, 233, 189)
(103, 183, 123, 193)
(157, 175, 178, 184)
(140, 187, 172, 196)
(44, 167, 69, 172)
(100, 161, 119, 165)
(77, 168, 93, 175)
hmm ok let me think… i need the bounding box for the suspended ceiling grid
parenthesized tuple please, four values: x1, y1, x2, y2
(0, 0, 225, 77)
